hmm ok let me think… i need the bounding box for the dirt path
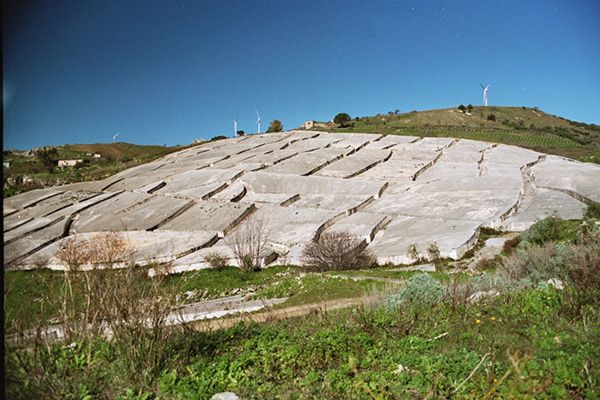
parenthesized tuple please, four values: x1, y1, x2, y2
(187, 296, 370, 332)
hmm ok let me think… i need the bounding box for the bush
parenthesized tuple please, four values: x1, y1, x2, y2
(386, 273, 444, 307)
(407, 243, 419, 262)
(204, 252, 228, 270)
(226, 215, 270, 272)
(498, 242, 563, 284)
(564, 227, 600, 292)
(457, 104, 466, 112)
(487, 113, 496, 121)
(333, 113, 351, 127)
(301, 231, 377, 272)
(266, 120, 283, 133)
(427, 242, 440, 261)
(520, 215, 564, 246)
(584, 202, 600, 219)
(502, 236, 521, 254)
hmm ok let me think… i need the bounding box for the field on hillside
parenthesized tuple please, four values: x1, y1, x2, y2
(3, 142, 187, 197)
(324, 106, 600, 163)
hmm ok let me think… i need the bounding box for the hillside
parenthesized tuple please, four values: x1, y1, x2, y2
(3, 142, 186, 197)
(318, 106, 600, 163)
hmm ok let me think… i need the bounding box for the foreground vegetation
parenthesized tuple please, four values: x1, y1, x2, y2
(5, 213, 600, 398)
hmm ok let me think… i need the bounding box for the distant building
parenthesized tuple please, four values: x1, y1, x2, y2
(58, 159, 84, 168)
(93, 153, 102, 158)
(3, 161, 11, 168)
(303, 121, 315, 130)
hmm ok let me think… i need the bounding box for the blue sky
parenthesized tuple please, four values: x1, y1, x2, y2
(3, 0, 600, 149)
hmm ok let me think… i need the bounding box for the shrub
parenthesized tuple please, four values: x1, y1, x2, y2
(520, 215, 564, 246)
(266, 120, 283, 133)
(564, 227, 600, 292)
(386, 273, 444, 307)
(498, 242, 564, 284)
(584, 202, 600, 219)
(457, 104, 466, 112)
(487, 113, 496, 121)
(502, 236, 521, 254)
(407, 243, 419, 262)
(204, 252, 228, 270)
(427, 242, 440, 261)
(226, 215, 270, 272)
(333, 113, 351, 127)
(301, 231, 377, 272)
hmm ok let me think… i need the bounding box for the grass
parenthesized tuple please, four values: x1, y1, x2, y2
(7, 285, 599, 399)
(320, 106, 600, 163)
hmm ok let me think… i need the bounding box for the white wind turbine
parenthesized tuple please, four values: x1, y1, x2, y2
(112, 133, 120, 143)
(479, 82, 490, 106)
(255, 110, 261, 134)
(233, 115, 239, 137)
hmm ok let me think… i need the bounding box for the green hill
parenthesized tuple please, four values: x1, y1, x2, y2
(3, 142, 186, 197)
(318, 106, 600, 163)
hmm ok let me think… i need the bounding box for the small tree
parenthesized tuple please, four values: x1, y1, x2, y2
(427, 242, 440, 261)
(487, 113, 496, 121)
(266, 120, 283, 133)
(35, 148, 59, 172)
(226, 214, 270, 272)
(457, 104, 466, 113)
(407, 243, 419, 262)
(467, 104, 473, 112)
(301, 231, 377, 272)
(334, 113, 351, 127)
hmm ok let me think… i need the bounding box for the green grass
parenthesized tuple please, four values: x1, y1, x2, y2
(3, 265, 397, 332)
(7, 286, 599, 399)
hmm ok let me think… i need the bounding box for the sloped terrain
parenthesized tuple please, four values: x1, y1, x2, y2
(4, 131, 599, 270)
(324, 106, 600, 163)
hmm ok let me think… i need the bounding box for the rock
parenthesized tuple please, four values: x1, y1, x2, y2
(211, 392, 240, 400)
(468, 290, 499, 303)
(546, 278, 564, 290)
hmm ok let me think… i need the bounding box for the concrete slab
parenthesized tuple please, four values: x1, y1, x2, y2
(368, 216, 480, 264)
(532, 156, 600, 203)
(158, 201, 255, 236)
(502, 188, 587, 231)
(14, 230, 218, 270)
(324, 212, 390, 242)
(71, 192, 191, 232)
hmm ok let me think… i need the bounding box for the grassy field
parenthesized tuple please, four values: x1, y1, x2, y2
(322, 106, 600, 163)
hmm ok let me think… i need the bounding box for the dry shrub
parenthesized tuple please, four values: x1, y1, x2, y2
(498, 242, 562, 284)
(301, 231, 377, 272)
(39, 232, 183, 388)
(564, 230, 600, 292)
(226, 214, 270, 272)
(502, 236, 521, 255)
(57, 232, 129, 268)
(204, 251, 228, 270)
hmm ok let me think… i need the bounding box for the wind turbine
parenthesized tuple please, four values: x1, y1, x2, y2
(233, 115, 239, 137)
(479, 82, 490, 106)
(255, 110, 261, 134)
(112, 133, 120, 143)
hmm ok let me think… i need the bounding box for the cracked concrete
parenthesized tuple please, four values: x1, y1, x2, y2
(4, 131, 599, 270)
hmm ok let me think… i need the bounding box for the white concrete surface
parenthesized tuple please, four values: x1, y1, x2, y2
(4, 132, 599, 270)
